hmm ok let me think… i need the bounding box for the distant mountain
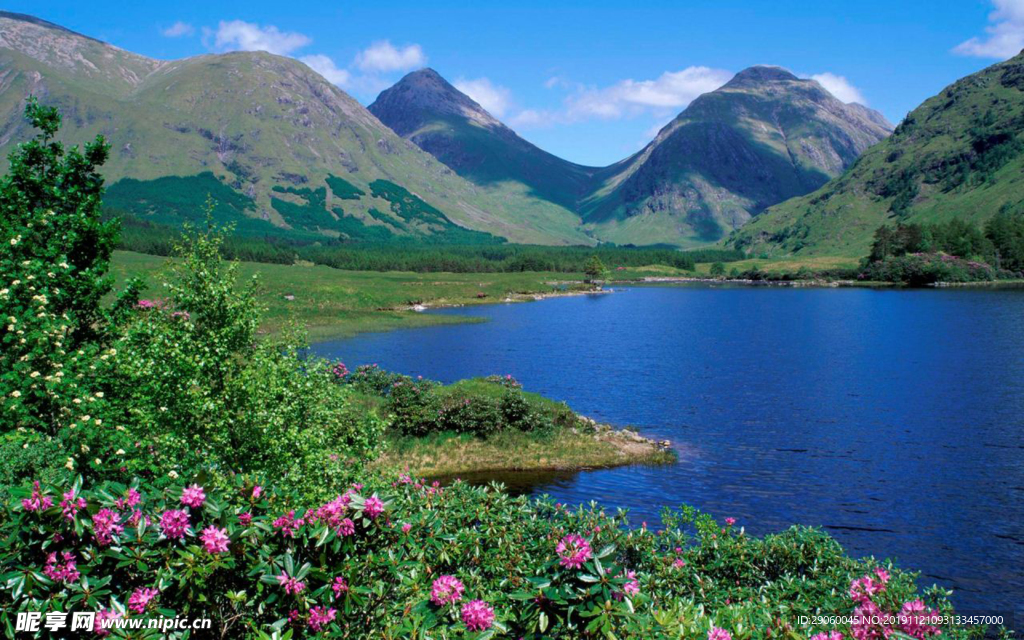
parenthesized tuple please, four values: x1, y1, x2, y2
(0, 11, 590, 245)
(370, 69, 597, 218)
(727, 53, 1024, 257)
(579, 66, 893, 248)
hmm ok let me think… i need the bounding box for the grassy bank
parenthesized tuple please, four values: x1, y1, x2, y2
(111, 250, 596, 339)
(342, 374, 674, 476)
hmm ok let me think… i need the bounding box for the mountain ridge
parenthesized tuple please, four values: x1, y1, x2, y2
(726, 51, 1024, 257)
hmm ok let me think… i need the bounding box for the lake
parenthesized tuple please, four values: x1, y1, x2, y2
(311, 284, 1024, 618)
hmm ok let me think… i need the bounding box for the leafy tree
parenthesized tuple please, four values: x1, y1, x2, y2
(709, 262, 726, 277)
(985, 205, 1024, 272)
(583, 255, 606, 283)
(0, 98, 120, 432)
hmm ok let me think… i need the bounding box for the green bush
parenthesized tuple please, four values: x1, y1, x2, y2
(1, 474, 994, 640)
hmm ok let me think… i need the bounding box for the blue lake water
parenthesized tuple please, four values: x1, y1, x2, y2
(311, 284, 1024, 618)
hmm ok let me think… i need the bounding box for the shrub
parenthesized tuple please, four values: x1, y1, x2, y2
(0, 474, 992, 640)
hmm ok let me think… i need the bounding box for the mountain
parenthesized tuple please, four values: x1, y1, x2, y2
(579, 66, 894, 247)
(369, 69, 597, 217)
(727, 53, 1024, 258)
(0, 11, 590, 245)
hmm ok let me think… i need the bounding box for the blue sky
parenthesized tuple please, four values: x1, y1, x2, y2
(11, 0, 1024, 166)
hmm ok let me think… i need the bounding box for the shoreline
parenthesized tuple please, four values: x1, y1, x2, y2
(372, 420, 675, 478)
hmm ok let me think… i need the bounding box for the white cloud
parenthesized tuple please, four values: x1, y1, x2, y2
(354, 40, 426, 73)
(508, 108, 560, 128)
(810, 72, 867, 105)
(161, 21, 195, 38)
(954, 0, 1024, 59)
(300, 54, 351, 87)
(213, 20, 311, 56)
(454, 77, 512, 116)
(565, 66, 732, 120)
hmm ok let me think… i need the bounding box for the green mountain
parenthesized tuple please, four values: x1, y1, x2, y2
(727, 53, 1024, 258)
(369, 68, 598, 216)
(0, 11, 589, 245)
(580, 66, 894, 248)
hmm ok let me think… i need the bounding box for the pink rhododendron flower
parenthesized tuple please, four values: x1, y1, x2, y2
(401, 522, 412, 533)
(94, 609, 121, 637)
(92, 508, 124, 546)
(272, 510, 305, 537)
(252, 485, 263, 499)
(200, 525, 230, 554)
(114, 487, 141, 510)
(238, 512, 252, 526)
(849, 575, 885, 603)
(622, 570, 640, 596)
(556, 534, 592, 569)
(363, 495, 385, 519)
(460, 599, 495, 631)
(850, 601, 888, 640)
(430, 575, 465, 606)
(308, 606, 336, 631)
(810, 633, 844, 640)
(21, 481, 53, 512)
(724, 517, 736, 526)
(180, 484, 206, 508)
(898, 600, 941, 639)
(708, 628, 733, 640)
(60, 489, 86, 520)
(337, 517, 355, 536)
(874, 567, 891, 584)
(43, 551, 80, 583)
(673, 558, 686, 569)
(276, 571, 306, 595)
(128, 587, 159, 614)
(332, 576, 349, 598)
(159, 509, 190, 539)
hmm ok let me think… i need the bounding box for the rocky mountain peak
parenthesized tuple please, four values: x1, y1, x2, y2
(725, 65, 800, 88)
(370, 68, 503, 134)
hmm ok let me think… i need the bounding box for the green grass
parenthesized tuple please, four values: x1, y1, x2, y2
(111, 250, 590, 339)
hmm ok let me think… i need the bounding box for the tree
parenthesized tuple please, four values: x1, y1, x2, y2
(1, 98, 119, 432)
(583, 255, 606, 284)
(709, 262, 726, 278)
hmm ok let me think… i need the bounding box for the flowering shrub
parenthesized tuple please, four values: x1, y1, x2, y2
(0, 474, 993, 639)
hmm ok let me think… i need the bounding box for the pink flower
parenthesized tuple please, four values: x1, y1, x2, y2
(460, 599, 495, 631)
(898, 600, 941, 639)
(337, 517, 355, 536)
(276, 571, 306, 595)
(92, 508, 124, 546)
(874, 567, 891, 585)
(114, 487, 141, 510)
(60, 489, 86, 521)
(21, 481, 53, 512)
(180, 484, 206, 508)
(363, 495, 385, 519)
(252, 485, 263, 499)
(308, 606, 337, 632)
(850, 601, 887, 640)
(128, 587, 159, 614)
(401, 522, 412, 533)
(94, 609, 121, 637)
(238, 511, 252, 526)
(200, 525, 230, 554)
(430, 575, 465, 606)
(332, 576, 349, 598)
(43, 552, 80, 583)
(272, 510, 304, 537)
(708, 628, 733, 640)
(673, 558, 686, 569)
(556, 534, 592, 569)
(724, 517, 736, 526)
(159, 509, 191, 539)
(810, 633, 844, 640)
(622, 570, 640, 596)
(849, 575, 885, 603)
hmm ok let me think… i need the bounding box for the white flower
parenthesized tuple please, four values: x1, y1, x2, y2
(116, 449, 125, 455)
(94, 458, 102, 466)
(65, 458, 75, 470)
(10, 390, 20, 398)
(168, 470, 179, 479)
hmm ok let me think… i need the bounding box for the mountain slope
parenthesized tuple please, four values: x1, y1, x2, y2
(369, 69, 597, 215)
(0, 11, 589, 245)
(727, 53, 1024, 258)
(580, 66, 893, 248)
